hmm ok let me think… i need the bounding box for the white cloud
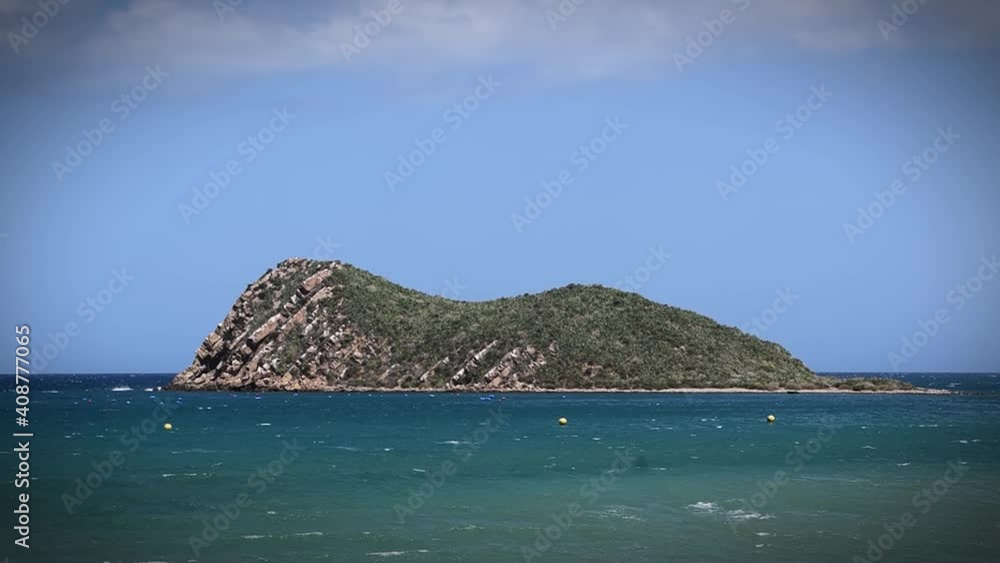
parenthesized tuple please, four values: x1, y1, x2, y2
(37, 0, 1000, 81)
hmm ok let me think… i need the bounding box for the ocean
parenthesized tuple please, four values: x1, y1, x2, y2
(3, 373, 999, 562)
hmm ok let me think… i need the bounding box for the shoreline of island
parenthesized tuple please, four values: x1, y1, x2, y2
(164, 384, 952, 395)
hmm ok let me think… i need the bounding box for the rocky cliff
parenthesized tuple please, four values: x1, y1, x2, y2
(168, 259, 910, 392)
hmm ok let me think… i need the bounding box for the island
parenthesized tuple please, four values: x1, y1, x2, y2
(168, 258, 936, 394)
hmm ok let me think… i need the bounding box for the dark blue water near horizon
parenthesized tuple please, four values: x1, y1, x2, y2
(25, 370, 1000, 389)
(2, 372, 998, 562)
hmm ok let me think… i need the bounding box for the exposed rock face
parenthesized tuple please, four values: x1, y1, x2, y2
(172, 260, 390, 391)
(168, 258, 833, 392)
(171, 259, 549, 392)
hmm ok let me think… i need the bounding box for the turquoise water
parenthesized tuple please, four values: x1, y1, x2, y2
(4, 374, 1000, 562)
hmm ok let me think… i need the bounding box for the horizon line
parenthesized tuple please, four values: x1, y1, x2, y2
(6, 371, 996, 377)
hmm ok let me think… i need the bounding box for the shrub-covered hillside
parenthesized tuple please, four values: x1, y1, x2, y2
(169, 259, 913, 392)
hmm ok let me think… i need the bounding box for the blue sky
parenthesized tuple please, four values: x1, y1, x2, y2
(1, 0, 998, 374)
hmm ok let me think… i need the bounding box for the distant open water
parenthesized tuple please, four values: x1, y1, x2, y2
(3, 373, 999, 562)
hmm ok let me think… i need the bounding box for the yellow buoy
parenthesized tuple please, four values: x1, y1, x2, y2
(163, 423, 173, 430)
(767, 415, 775, 423)
(558, 417, 568, 426)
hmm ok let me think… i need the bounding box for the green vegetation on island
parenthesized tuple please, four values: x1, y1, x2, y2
(170, 259, 915, 393)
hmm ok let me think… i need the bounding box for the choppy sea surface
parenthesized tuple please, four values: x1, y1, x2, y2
(3, 373, 999, 562)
